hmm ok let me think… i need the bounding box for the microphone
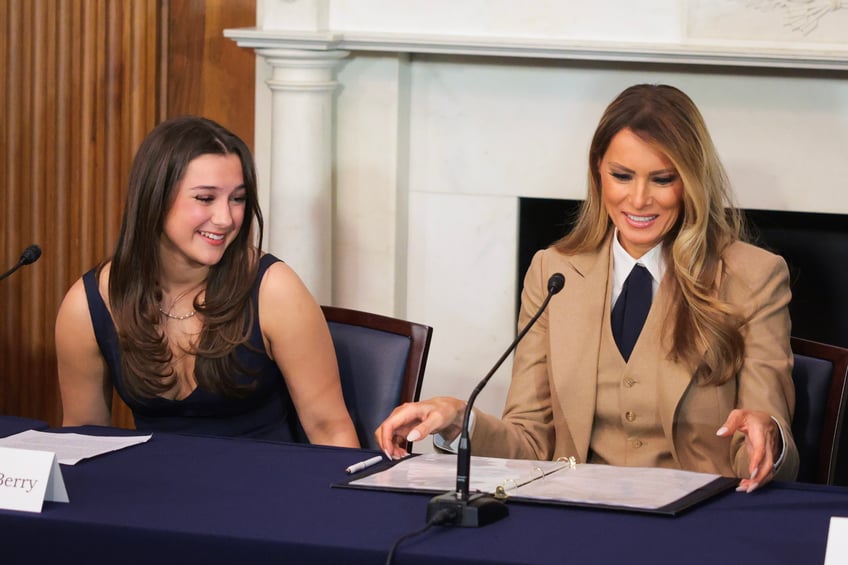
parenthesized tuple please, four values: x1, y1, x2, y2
(427, 272, 566, 527)
(0, 245, 43, 282)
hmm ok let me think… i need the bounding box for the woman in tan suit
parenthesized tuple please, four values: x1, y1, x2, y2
(376, 84, 798, 492)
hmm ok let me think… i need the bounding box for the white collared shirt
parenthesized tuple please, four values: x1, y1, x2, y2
(611, 230, 666, 308)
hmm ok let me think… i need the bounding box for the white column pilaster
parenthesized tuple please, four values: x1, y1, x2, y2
(258, 48, 348, 304)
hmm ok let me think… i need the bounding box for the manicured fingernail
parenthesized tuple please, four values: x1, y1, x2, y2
(735, 484, 746, 492)
(716, 427, 728, 436)
(406, 429, 421, 442)
(746, 482, 759, 493)
(750, 467, 759, 480)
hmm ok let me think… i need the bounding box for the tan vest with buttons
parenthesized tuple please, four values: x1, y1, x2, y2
(588, 262, 676, 469)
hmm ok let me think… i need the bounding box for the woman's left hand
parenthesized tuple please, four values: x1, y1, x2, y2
(716, 408, 781, 493)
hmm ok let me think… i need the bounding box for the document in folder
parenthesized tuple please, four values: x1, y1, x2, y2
(341, 453, 737, 516)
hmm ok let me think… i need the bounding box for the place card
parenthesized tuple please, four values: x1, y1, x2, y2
(825, 517, 848, 565)
(0, 446, 69, 513)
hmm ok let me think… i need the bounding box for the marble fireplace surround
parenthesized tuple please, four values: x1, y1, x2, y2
(226, 2, 848, 433)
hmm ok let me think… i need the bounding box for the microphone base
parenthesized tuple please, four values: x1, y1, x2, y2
(426, 491, 509, 527)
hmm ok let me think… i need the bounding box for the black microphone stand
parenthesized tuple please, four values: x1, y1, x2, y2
(427, 273, 565, 527)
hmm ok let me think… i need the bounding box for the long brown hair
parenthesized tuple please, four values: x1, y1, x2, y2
(557, 84, 747, 385)
(105, 116, 264, 398)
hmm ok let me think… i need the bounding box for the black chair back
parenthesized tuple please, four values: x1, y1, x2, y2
(790, 337, 848, 485)
(322, 306, 432, 450)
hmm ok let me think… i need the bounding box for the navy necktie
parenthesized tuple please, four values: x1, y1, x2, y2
(611, 264, 653, 362)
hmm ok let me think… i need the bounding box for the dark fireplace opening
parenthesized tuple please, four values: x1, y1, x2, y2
(518, 197, 848, 349)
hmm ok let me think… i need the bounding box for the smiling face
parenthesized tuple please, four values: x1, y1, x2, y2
(160, 153, 246, 270)
(599, 128, 684, 259)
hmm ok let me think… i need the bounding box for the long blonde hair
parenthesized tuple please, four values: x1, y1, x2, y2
(557, 84, 747, 385)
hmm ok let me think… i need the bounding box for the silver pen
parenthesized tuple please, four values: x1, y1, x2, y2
(345, 455, 383, 474)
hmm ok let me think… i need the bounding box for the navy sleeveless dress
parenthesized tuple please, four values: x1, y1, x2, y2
(82, 254, 301, 441)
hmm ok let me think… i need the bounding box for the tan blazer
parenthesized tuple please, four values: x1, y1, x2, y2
(472, 237, 799, 480)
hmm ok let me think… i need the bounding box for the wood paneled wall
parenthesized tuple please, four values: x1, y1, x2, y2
(0, 0, 255, 428)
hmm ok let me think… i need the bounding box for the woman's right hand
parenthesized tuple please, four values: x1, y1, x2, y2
(375, 396, 466, 459)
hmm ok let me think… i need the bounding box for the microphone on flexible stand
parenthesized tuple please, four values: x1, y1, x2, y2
(427, 272, 566, 527)
(0, 245, 42, 282)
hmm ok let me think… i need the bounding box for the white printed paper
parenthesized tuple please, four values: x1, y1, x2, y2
(0, 429, 152, 465)
(351, 452, 724, 511)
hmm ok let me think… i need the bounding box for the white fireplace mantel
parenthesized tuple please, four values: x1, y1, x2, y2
(225, 27, 848, 71)
(227, 2, 848, 445)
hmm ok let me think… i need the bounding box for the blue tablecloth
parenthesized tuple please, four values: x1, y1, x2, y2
(1, 425, 847, 564)
(0, 415, 49, 437)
